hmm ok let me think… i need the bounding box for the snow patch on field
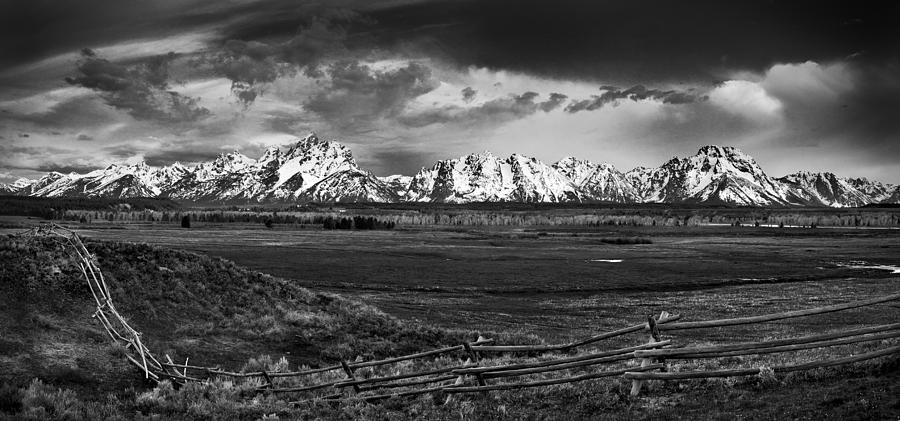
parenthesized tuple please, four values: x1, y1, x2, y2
(836, 261, 900, 274)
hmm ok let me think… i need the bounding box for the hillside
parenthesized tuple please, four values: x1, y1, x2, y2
(0, 234, 467, 397)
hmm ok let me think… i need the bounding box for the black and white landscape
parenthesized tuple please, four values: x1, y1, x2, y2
(1, 1, 899, 420)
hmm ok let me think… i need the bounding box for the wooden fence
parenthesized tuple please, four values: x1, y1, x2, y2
(22, 224, 900, 404)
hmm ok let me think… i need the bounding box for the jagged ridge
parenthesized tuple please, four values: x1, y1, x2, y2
(3, 139, 898, 206)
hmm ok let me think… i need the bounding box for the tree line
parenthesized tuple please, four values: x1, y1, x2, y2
(25, 206, 900, 228)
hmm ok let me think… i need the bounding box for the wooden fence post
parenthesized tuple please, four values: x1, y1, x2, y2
(630, 312, 666, 396)
(260, 370, 274, 390)
(464, 336, 487, 386)
(444, 357, 472, 405)
(340, 360, 361, 394)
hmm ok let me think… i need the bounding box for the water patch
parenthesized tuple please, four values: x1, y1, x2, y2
(835, 261, 900, 274)
(590, 259, 623, 263)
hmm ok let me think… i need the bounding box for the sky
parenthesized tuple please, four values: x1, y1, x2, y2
(1, 0, 899, 183)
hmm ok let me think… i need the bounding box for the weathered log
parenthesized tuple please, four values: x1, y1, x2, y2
(472, 314, 681, 352)
(661, 294, 900, 331)
(358, 375, 458, 392)
(660, 330, 900, 360)
(482, 353, 635, 379)
(334, 365, 466, 388)
(268, 380, 344, 393)
(453, 340, 672, 375)
(635, 323, 900, 359)
(623, 344, 900, 380)
(444, 364, 665, 393)
(360, 385, 449, 401)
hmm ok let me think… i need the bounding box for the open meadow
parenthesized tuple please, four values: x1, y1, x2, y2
(7, 219, 896, 341)
(1, 213, 899, 419)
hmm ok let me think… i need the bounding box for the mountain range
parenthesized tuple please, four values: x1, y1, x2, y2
(3, 134, 897, 207)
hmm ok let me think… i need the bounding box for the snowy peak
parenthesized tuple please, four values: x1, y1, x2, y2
(406, 152, 579, 203)
(554, 157, 639, 202)
(379, 175, 413, 196)
(5, 139, 897, 206)
(628, 145, 795, 205)
(777, 171, 896, 207)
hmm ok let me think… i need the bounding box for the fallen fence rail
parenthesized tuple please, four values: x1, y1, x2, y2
(659, 293, 900, 331)
(624, 345, 900, 381)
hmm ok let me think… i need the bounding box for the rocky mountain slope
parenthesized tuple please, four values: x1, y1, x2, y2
(624, 146, 798, 206)
(4, 134, 396, 203)
(777, 171, 897, 207)
(403, 152, 580, 203)
(3, 136, 898, 206)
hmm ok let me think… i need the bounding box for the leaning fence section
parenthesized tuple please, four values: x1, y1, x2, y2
(20, 224, 900, 404)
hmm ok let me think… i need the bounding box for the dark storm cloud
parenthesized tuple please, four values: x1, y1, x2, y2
(565, 86, 706, 113)
(0, 144, 92, 174)
(15, 96, 116, 129)
(4, 0, 897, 84)
(210, 16, 356, 106)
(364, 147, 437, 176)
(365, 0, 899, 83)
(461, 87, 477, 103)
(398, 91, 568, 128)
(264, 111, 316, 134)
(539, 93, 568, 112)
(304, 60, 439, 128)
(762, 60, 900, 159)
(65, 50, 210, 123)
(145, 149, 225, 167)
(102, 141, 224, 166)
(34, 163, 98, 174)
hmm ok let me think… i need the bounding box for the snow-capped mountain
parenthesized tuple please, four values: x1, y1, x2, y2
(777, 171, 897, 207)
(379, 175, 413, 196)
(0, 178, 35, 194)
(404, 152, 580, 203)
(553, 157, 640, 202)
(626, 146, 797, 206)
(23, 163, 162, 198)
(3, 138, 898, 206)
(3, 134, 397, 203)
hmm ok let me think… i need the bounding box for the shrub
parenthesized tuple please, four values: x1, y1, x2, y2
(20, 379, 81, 419)
(180, 215, 191, 228)
(0, 383, 22, 414)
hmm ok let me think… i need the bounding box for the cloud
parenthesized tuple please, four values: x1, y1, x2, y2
(753, 60, 900, 166)
(76, 134, 94, 141)
(540, 92, 568, 112)
(210, 16, 355, 106)
(364, 0, 900, 84)
(461, 87, 477, 103)
(64, 49, 211, 124)
(362, 147, 439, 176)
(398, 91, 567, 128)
(708, 80, 782, 122)
(565, 85, 706, 113)
(304, 60, 439, 129)
(0, 143, 97, 174)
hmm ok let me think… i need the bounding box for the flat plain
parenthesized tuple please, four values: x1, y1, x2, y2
(7, 220, 897, 344)
(2, 215, 899, 419)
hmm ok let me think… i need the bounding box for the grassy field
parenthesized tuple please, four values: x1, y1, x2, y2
(0, 215, 898, 419)
(10, 220, 897, 340)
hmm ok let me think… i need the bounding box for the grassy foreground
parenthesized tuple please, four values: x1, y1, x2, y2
(0, 233, 898, 420)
